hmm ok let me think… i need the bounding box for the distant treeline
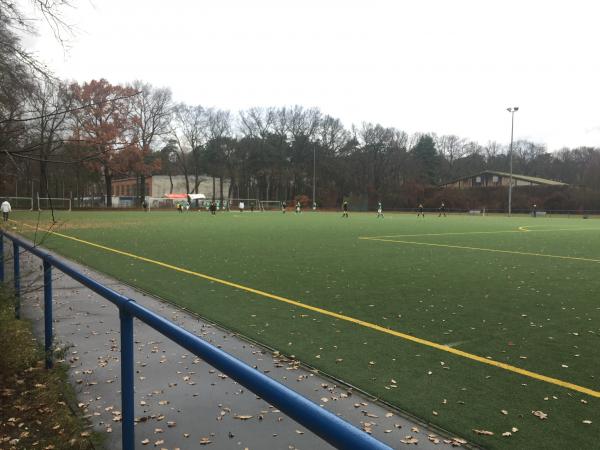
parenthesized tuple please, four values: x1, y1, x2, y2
(2, 2, 599, 211)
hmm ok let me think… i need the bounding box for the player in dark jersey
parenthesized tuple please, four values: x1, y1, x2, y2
(342, 201, 349, 218)
(438, 201, 447, 217)
(417, 203, 424, 217)
(376, 202, 384, 218)
(281, 201, 287, 213)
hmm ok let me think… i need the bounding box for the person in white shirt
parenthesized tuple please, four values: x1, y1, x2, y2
(1, 199, 11, 222)
(239, 201, 245, 212)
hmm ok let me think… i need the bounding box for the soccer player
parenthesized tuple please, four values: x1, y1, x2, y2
(532, 204, 537, 218)
(438, 201, 447, 217)
(239, 201, 245, 213)
(417, 203, 424, 218)
(295, 201, 301, 214)
(312, 201, 317, 211)
(281, 201, 287, 213)
(377, 202, 384, 218)
(342, 201, 349, 218)
(1, 199, 11, 222)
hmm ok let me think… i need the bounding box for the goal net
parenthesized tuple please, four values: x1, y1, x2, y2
(228, 198, 260, 211)
(147, 197, 177, 210)
(259, 200, 282, 211)
(37, 197, 71, 211)
(2, 196, 33, 210)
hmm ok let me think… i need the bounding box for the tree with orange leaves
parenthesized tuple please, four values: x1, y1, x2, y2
(69, 79, 137, 207)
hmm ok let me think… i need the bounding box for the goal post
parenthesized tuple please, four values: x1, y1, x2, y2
(37, 195, 72, 211)
(259, 200, 282, 211)
(1, 196, 34, 210)
(228, 198, 260, 211)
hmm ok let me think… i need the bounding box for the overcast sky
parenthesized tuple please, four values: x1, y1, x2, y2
(23, 0, 600, 150)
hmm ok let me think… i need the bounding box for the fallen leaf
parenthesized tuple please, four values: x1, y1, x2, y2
(473, 429, 494, 435)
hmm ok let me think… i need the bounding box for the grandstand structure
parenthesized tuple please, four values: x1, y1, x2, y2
(440, 170, 568, 189)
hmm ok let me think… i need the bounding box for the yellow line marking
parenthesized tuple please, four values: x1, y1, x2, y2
(362, 227, 599, 240)
(9, 221, 600, 398)
(360, 237, 600, 264)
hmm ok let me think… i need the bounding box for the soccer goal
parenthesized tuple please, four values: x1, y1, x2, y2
(259, 200, 282, 211)
(37, 196, 71, 211)
(147, 197, 176, 210)
(1, 196, 33, 210)
(228, 198, 260, 211)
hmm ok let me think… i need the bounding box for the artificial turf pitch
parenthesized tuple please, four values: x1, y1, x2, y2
(7, 210, 600, 449)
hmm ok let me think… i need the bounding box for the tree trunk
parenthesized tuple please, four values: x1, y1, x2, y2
(139, 174, 146, 206)
(266, 175, 270, 201)
(104, 165, 113, 207)
(227, 180, 233, 201)
(184, 172, 190, 195)
(219, 176, 223, 203)
(39, 160, 48, 198)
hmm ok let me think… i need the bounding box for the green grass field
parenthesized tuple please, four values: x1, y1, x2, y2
(7, 210, 600, 449)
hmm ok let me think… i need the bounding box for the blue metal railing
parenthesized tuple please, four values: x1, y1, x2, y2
(0, 231, 391, 450)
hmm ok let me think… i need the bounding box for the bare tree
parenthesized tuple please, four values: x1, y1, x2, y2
(205, 108, 232, 199)
(129, 81, 172, 203)
(238, 107, 275, 138)
(28, 79, 73, 198)
(169, 103, 207, 194)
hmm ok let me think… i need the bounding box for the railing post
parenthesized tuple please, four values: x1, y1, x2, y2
(119, 307, 135, 450)
(0, 233, 4, 283)
(13, 241, 20, 318)
(43, 260, 53, 369)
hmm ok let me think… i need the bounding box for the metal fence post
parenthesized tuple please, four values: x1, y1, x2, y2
(13, 241, 20, 318)
(0, 233, 4, 283)
(43, 260, 53, 369)
(119, 307, 135, 450)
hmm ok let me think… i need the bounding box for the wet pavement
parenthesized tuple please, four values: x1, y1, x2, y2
(5, 239, 469, 449)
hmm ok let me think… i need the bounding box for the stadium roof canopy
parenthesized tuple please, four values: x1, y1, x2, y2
(440, 170, 568, 188)
(163, 193, 207, 200)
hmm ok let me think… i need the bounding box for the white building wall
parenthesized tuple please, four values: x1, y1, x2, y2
(151, 175, 231, 198)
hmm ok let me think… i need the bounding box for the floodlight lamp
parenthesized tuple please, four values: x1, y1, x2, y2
(514, 107, 519, 111)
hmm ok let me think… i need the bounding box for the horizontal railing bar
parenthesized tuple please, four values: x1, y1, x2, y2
(3, 232, 132, 309)
(122, 298, 385, 449)
(1, 231, 391, 450)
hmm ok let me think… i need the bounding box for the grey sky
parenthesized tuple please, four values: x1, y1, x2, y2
(25, 0, 600, 150)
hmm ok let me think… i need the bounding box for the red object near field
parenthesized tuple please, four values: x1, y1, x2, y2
(164, 193, 188, 199)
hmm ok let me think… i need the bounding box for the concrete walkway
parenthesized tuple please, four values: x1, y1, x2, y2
(6, 241, 468, 449)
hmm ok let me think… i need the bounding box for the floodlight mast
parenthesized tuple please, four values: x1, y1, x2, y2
(312, 143, 316, 207)
(506, 107, 519, 216)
